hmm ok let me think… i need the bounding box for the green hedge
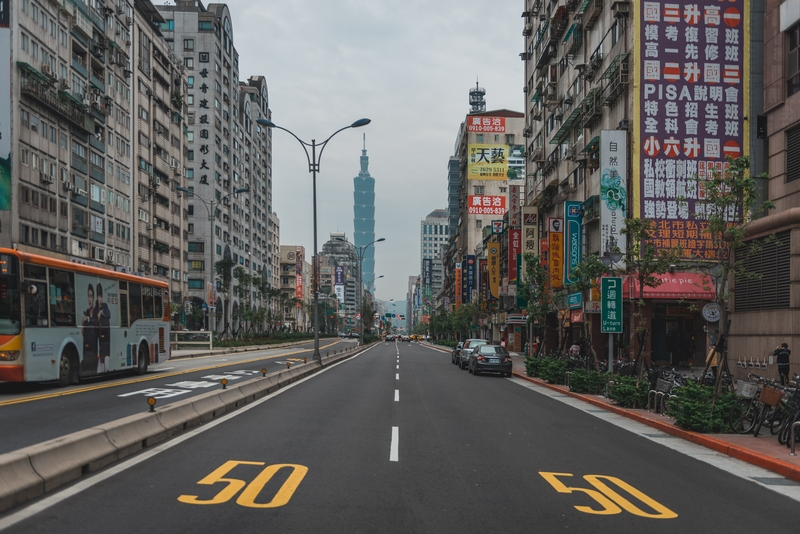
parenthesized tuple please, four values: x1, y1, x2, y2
(605, 376, 650, 408)
(668, 382, 738, 433)
(434, 340, 459, 349)
(568, 368, 611, 394)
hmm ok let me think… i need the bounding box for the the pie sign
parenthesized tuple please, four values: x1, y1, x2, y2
(702, 302, 720, 322)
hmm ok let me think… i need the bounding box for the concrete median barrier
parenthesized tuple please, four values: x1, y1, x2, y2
(26, 428, 118, 493)
(0, 341, 368, 514)
(0, 452, 44, 512)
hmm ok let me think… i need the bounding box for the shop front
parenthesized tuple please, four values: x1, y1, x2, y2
(622, 272, 716, 367)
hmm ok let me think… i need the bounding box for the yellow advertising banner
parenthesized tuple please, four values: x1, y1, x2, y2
(487, 241, 500, 299)
(549, 218, 564, 289)
(467, 144, 508, 180)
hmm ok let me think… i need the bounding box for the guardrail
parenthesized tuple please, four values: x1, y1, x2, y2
(170, 330, 213, 351)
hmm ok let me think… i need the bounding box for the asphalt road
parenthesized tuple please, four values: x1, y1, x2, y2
(0, 338, 354, 453)
(1, 341, 798, 533)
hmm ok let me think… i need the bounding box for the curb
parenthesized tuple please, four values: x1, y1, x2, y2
(0, 345, 368, 513)
(168, 339, 335, 360)
(512, 372, 800, 483)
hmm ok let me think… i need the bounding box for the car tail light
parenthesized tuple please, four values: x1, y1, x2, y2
(502, 357, 512, 363)
(476, 355, 486, 361)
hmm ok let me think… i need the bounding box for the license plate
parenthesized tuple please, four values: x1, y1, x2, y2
(489, 358, 499, 363)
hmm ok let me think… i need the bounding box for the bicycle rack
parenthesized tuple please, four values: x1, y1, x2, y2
(791, 421, 800, 456)
(646, 389, 661, 412)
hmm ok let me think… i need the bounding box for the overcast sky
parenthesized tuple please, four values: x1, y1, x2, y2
(225, 0, 523, 303)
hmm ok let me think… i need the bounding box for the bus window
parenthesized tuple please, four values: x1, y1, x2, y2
(48, 269, 76, 326)
(129, 283, 142, 323)
(0, 254, 21, 335)
(23, 265, 48, 327)
(142, 287, 154, 319)
(120, 293, 129, 328)
(153, 289, 163, 320)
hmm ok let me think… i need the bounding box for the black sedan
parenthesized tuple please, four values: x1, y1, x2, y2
(451, 342, 464, 364)
(469, 345, 513, 377)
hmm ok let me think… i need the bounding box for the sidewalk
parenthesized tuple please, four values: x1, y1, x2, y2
(428, 343, 800, 482)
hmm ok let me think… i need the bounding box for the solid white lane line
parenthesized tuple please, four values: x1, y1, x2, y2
(390, 426, 399, 462)
(394, 390, 399, 402)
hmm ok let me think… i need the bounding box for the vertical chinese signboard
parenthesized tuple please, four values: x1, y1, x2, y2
(422, 258, 432, 301)
(0, 2, 9, 210)
(600, 130, 627, 260)
(487, 242, 500, 300)
(565, 201, 583, 284)
(454, 262, 463, 308)
(465, 255, 476, 303)
(522, 207, 539, 257)
(295, 246, 304, 304)
(508, 229, 521, 282)
(601, 277, 623, 333)
(634, 0, 749, 258)
(509, 185, 521, 228)
(479, 258, 488, 302)
(548, 218, 564, 289)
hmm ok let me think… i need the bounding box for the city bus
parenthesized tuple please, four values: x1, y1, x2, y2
(0, 248, 170, 386)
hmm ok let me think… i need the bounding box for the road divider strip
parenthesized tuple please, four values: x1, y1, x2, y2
(0, 345, 373, 513)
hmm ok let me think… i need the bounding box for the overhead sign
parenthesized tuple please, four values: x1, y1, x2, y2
(601, 277, 623, 333)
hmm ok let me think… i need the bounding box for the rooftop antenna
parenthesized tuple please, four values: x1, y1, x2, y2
(469, 78, 486, 113)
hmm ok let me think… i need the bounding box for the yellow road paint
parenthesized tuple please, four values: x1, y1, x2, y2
(0, 340, 345, 407)
(539, 471, 677, 519)
(178, 460, 307, 508)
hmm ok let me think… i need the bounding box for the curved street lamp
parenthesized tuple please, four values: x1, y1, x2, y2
(176, 185, 249, 333)
(257, 117, 371, 362)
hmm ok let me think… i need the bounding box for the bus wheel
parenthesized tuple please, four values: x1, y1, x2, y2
(136, 343, 148, 375)
(58, 349, 76, 387)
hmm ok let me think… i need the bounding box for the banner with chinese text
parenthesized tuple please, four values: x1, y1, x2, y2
(487, 242, 500, 299)
(548, 218, 564, 289)
(467, 195, 506, 215)
(634, 0, 750, 258)
(467, 144, 508, 180)
(467, 115, 506, 133)
(508, 229, 521, 282)
(600, 130, 627, 262)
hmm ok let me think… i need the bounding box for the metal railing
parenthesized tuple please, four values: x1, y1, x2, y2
(170, 330, 213, 351)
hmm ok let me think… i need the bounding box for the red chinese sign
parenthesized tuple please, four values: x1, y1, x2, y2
(467, 195, 506, 215)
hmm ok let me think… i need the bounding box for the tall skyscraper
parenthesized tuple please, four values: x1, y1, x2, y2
(353, 135, 376, 292)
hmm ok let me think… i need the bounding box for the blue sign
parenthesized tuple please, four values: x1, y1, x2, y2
(567, 292, 582, 309)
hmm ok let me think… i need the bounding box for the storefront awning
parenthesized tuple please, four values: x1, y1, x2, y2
(621, 272, 715, 300)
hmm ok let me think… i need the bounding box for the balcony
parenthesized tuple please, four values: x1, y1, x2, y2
(549, 6, 569, 41)
(579, 0, 603, 30)
(21, 75, 91, 132)
(580, 88, 603, 130)
(601, 53, 630, 106)
(564, 24, 583, 57)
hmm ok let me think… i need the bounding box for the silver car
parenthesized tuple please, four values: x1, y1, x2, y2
(458, 339, 488, 369)
(451, 342, 464, 365)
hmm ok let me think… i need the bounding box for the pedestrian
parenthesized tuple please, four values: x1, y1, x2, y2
(706, 342, 719, 379)
(500, 337, 506, 349)
(774, 343, 791, 385)
(569, 341, 581, 357)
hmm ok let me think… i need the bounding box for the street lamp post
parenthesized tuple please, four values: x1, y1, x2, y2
(257, 117, 370, 362)
(352, 238, 385, 344)
(176, 185, 249, 334)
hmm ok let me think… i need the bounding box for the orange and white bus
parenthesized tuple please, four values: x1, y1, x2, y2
(0, 248, 170, 386)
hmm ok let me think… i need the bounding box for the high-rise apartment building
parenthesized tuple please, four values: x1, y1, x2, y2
(420, 208, 448, 304)
(156, 1, 274, 333)
(353, 136, 376, 293)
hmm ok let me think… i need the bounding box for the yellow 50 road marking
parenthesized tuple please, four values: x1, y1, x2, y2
(178, 461, 308, 508)
(0, 340, 345, 407)
(539, 472, 678, 519)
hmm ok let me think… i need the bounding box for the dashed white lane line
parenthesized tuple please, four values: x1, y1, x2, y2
(396, 373, 399, 380)
(390, 426, 399, 462)
(394, 389, 399, 402)
(396, 364, 399, 369)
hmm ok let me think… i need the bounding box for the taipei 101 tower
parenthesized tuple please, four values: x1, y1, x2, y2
(353, 135, 377, 293)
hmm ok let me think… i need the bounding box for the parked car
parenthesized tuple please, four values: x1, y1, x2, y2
(451, 342, 464, 364)
(469, 344, 513, 377)
(458, 339, 488, 369)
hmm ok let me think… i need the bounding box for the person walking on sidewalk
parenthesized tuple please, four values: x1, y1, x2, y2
(774, 343, 791, 385)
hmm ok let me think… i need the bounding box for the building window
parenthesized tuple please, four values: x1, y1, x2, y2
(734, 231, 791, 311)
(183, 39, 194, 50)
(788, 125, 800, 182)
(789, 24, 800, 97)
(184, 57, 194, 69)
(198, 20, 213, 31)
